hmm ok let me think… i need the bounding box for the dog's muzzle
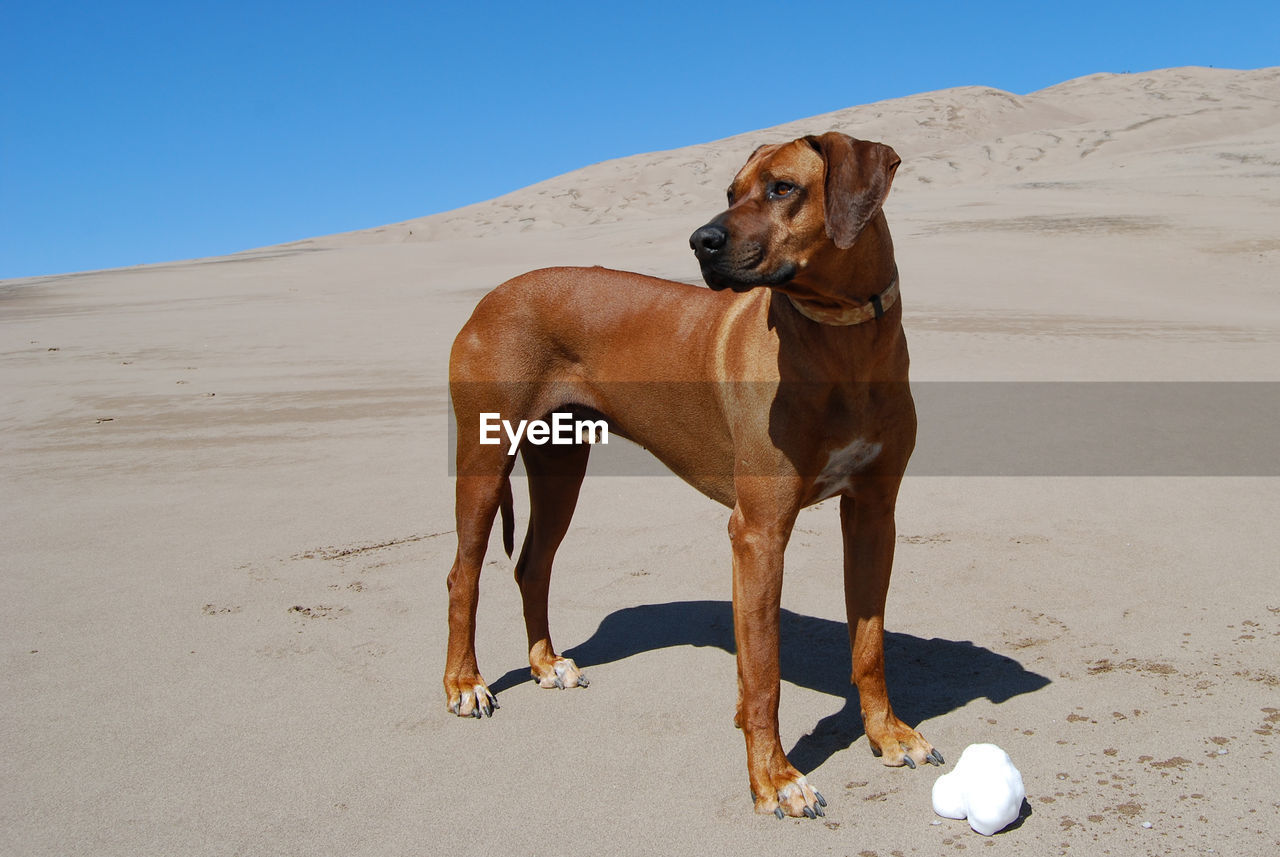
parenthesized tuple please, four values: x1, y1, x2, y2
(690, 222, 795, 292)
(690, 222, 752, 291)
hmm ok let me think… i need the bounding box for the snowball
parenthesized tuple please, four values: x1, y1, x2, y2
(931, 743, 1026, 836)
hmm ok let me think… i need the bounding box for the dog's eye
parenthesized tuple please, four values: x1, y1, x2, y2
(726, 188, 736, 205)
(770, 182, 796, 198)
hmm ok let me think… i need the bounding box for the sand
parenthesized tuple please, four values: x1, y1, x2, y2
(2, 66, 1278, 855)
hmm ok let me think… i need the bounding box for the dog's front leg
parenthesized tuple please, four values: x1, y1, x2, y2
(728, 500, 825, 819)
(840, 487, 943, 768)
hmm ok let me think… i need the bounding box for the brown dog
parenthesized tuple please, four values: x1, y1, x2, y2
(445, 132, 941, 819)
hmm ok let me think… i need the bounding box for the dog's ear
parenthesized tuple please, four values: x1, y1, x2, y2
(805, 132, 901, 249)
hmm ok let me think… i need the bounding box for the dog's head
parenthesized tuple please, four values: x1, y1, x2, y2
(689, 132, 900, 294)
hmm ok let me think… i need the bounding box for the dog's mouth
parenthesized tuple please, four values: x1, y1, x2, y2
(696, 245, 798, 292)
(701, 262, 797, 292)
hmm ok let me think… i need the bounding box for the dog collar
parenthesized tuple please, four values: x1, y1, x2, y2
(785, 275, 899, 326)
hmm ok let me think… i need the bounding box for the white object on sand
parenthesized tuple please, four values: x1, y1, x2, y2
(931, 743, 1026, 836)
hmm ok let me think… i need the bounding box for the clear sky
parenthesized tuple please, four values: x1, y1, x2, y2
(2, 1, 1276, 279)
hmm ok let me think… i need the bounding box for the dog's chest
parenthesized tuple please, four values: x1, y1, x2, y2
(812, 437, 882, 500)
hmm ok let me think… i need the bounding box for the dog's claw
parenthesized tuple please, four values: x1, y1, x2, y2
(774, 807, 785, 820)
(814, 802, 825, 817)
(803, 806, 816, 819)
(903, 754, 916, 769)
(815, 790, 826, 808)
(927, 748, 944, 766)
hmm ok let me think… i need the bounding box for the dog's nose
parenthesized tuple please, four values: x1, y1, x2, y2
(690, 224, 728, 260)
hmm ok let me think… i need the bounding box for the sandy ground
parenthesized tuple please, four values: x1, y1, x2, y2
(3, 66, 1279, 856)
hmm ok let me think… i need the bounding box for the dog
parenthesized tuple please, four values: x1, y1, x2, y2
(444, 132, 941, 819)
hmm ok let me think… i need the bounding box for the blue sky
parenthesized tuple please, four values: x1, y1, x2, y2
(2, 1, 1276, 279)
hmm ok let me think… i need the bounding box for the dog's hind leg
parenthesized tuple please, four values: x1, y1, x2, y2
(515, 440, 591, 690)
(443, 454, 512, 717)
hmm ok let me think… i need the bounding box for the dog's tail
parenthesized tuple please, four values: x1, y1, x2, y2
(499, 477, 514, 558)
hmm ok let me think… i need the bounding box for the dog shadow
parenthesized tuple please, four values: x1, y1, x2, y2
(489, 599, 1051, 774)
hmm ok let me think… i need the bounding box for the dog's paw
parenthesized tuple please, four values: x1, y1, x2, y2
(753, 772, 827, 819)
(446, 679, 498, 718)
(868, 721, 943, 768)
(533, 657, 588, 689)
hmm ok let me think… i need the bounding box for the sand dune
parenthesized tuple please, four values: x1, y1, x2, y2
(292, 66, 1280, 245)
(2, 66, 1278, 855)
